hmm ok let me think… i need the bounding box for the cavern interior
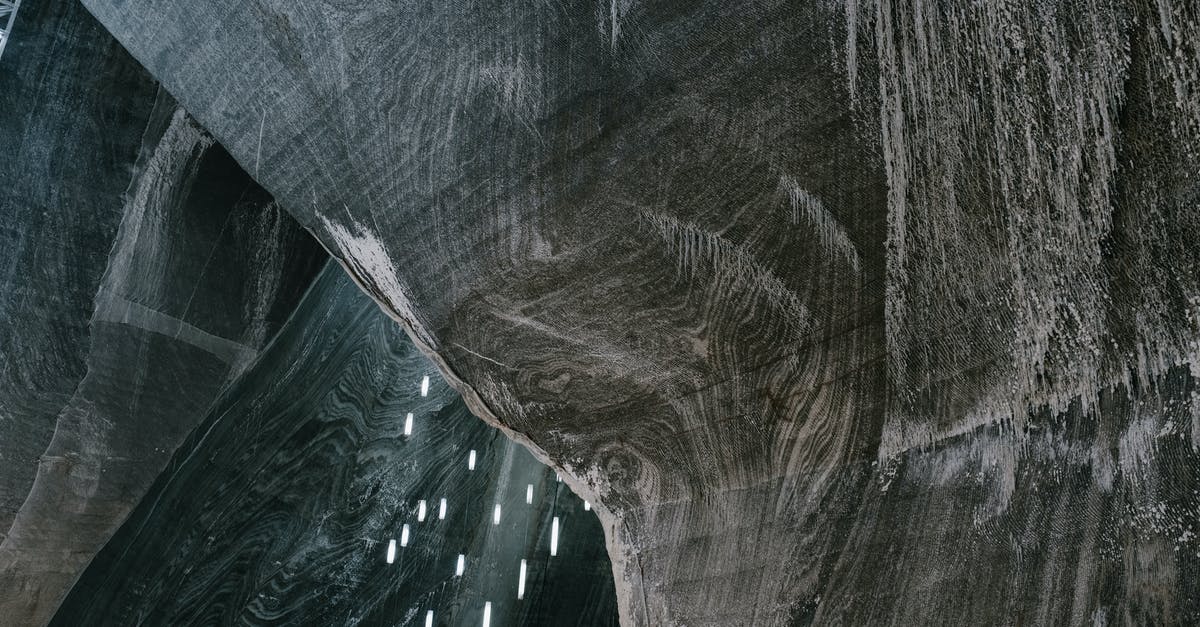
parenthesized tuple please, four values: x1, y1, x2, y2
(1, 0, 1198, 625)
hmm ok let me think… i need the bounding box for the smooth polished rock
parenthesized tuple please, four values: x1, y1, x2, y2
(53, 264, 619, 626)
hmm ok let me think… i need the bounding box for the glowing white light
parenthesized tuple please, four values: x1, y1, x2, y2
(493, 503, 501, 525)
(418, 499, 427, 522)
(555, 472, 561, 483)
(439, 498, 447, 520)
(526, 484, 533, 504)
(482, 602, 492, 627)
(550, 516, 560, 556)
(518, 559, 527, 599)
(584, 500, 591, 511)
(404, 412, 413, 436)
(425, 610, 433, 627)
(386, 539, 396, 563)
(468, 449, 476, 470)
(420, 375, 430, 396)
(455, 554, 465, 576)
(400, 524, 410, 547)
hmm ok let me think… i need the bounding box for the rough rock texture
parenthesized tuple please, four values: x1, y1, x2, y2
(52, 264, 618, 626)
(19, 0, 1200, 623)
(0, 4, 328, 622)
(0, 0, 157, 542)
(76, 0, 1200, 624)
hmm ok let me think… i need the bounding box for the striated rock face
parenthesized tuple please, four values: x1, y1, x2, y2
(0, 0, 1193, 623)
(0, 3, 327, 622)
(76, 0, 1200, 624)
(52, 264, 619, 626)
(0, 0, 156, 543)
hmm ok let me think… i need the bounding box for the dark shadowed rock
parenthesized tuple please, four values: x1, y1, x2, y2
(52, 264, 619, 626)
(0, 4, 327, 622)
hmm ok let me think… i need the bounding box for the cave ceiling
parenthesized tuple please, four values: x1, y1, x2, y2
(1, 0, 1199, 625)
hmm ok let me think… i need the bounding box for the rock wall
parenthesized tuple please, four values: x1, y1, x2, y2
(0, 4, 327, 622)
(48, 0, 1200, 623)
(52, 264, 619, 626)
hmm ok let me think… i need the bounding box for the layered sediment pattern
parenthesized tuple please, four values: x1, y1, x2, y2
(53, 265, 619, 626)
(0, 0, 1197, 624)
(76, 0, 1200, 623)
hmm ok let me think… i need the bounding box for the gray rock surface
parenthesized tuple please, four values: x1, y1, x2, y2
(6, 0, 1200, 623)
(0, 0, 157, 542)
(0, 4, 327, 622)
(78, 0, 1200, 624)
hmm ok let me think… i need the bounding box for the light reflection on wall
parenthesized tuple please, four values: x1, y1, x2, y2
(382, 368, 609, 624)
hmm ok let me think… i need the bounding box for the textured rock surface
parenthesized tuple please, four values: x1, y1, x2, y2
(0, 0, 157, 542)
(0, 4, 327, 622)
(53, 265, 618, 626)
(76, 0, 1200, 624)
(1, 0, 1196, 623)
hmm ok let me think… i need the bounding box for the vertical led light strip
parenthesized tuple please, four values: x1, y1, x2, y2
(386, 539, 396, 564)
(492, 504, 502, 525)
(550, 517, 560, 556)
(418, 500, 427, 521)
(455, 554, 465, 576)
(482, 602, 492, 627)
(424, 610, 434, 627)
(518, 559, 527, 599)
(439, 498, 447, 520)
(400, 524, 410, 547)
(420, 375, 430, 396)
(404, 412, 413, 436)
(526, 484, 533, 504)
(468, 450, 476, 470)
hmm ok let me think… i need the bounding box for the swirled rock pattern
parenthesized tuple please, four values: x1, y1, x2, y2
(6, 0, 1200, 623)
(52, 264, 619, 626)
(75, 0, 1200, 624)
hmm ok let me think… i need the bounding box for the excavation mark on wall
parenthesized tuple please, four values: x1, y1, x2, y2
(779, 175, 860, 272)
(638, 210, 812, 333)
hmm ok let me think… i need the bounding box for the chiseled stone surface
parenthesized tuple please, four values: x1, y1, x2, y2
(0, 4, 327, 622)
(36, 0, 1200, 623)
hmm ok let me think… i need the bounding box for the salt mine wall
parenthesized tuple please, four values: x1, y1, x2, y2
(0, 0, 1197, 624)
(0, 4, 327, 623)
(52, 264, 619, 626)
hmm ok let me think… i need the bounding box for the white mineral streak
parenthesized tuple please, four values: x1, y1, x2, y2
(101, 108, 212, 303)
(94, 289, 256, 365)
(1119, 415, 1160, 488)
(844, 0, 860, 101)
(320, 216, 437, 350)
(638, 210, 811, 336)
(607, 0, 633, 51)
(778, 174, 860, 272)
